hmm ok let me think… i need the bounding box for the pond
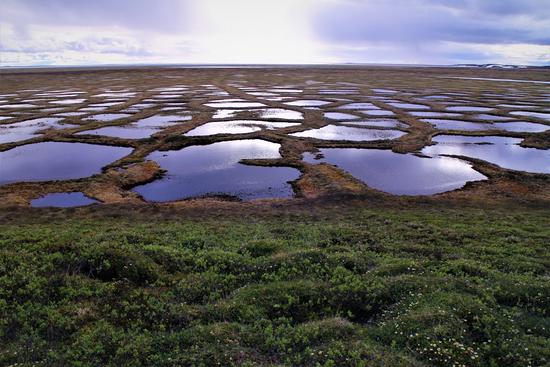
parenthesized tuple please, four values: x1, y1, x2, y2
(324, 112, 359, 120)
(285, 100, 331, 107)
(186, 120, 300, 136)
(446, 106, 493, 112)
(342, 119, 407, 128)
(388, 102, 430, 110)
(0, 118, 78, 144)
(304, 149, 486, 195)
(205, 100, 266, 108)
(510, 111, 550, 120)
(256, 108, 303, 120)
(31, 192, 99, 207)
(422, 119, 497, 131)
(408, 111, 462, 118)
(422, 135, 550, 173)
(340, 103, 379, 110)
(0, 142, 133, 185)
(133, 139, 300, 201)
(362, 110, 395, 117)
(290, 125, 405, 141)
(84, 113, 132, 121)
(78, 114, 189, 138)
(493, 121, 549, 132)
(77, 126, 160, 139)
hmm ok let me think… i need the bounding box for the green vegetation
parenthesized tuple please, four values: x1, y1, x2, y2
(1, 206, 549, 366)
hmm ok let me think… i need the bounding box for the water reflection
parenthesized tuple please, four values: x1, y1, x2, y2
(304, 148, 486, 195)
(186, 120, 300, 136)
(0, 118, 78, 144)
(31, 192, 98, 207)
(290, 125, 405, 141)
(324, 112, 358, 120)
(0, 142, 132, 184)
(422, 135, 550, 173)
(133, 139, 300, 201)
(422, 119, 497, 131)
(285, 100, 331, 107)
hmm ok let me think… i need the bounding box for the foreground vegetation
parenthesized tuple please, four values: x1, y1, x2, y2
(1, 205, 549, 366)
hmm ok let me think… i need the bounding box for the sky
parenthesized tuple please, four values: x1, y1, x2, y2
(0, 0, 549, 66)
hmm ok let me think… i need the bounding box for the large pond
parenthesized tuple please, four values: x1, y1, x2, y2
(133, 139, 301, 201)
(304, 149, 486, 195)
(0, 142, 132, 185)
(422, 135, 550, 173)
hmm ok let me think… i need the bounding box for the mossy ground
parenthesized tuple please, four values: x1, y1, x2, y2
(1, 204, 548, 366)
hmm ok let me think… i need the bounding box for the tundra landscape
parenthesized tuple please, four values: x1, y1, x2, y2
(1, 65, 549, 366)
(1, 0, 549, 365)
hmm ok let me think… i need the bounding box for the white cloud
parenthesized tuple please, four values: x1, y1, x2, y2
(0, 22, 195, 66)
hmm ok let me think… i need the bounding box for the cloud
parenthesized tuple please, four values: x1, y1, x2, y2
(313, 0, 550, 64)
(0, 0, 194, 65)
(314, 0, 550, 46)
(0, 0, 548, 66)
(0, 0, 191, 33)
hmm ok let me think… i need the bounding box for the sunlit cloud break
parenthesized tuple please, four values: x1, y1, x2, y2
(0, 0, 549, 66)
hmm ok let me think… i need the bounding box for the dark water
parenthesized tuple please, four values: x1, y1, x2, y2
(0, 142, 133, 185)
(31, 192, 98, 207)
(304, 148, 486, 195)
(133, 139, 300, 201)
(422, 135, 550, 173)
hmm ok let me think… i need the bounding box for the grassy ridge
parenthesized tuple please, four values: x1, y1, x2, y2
(1, 207, 549, 366)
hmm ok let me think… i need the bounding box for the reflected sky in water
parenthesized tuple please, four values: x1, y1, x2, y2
(134, 139, 300, 201)
(31, 192, 98, 207)
(290, 125, 405, 141)
(186, 120, 300, 136)
(304, 148, 486, 195)
(422, 135, 550, 173)
(0, 142, 132, 185)
(0, 118, 77, 144)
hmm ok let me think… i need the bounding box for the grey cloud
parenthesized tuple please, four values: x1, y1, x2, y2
(315, 0, 550, 46)
(1, 0, 190, 33)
